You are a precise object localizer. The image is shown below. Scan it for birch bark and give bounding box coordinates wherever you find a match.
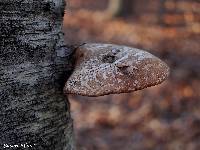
[0,0,74,149]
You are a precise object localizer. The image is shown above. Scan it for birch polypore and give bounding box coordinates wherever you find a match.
[64,43,169,97]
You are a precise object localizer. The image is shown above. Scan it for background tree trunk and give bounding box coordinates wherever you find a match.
[0,0,74,149]
[106,0,134,17]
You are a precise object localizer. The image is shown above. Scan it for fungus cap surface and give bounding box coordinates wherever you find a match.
[64,43,170,97]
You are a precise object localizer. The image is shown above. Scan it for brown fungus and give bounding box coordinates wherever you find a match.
[64,43,170,97]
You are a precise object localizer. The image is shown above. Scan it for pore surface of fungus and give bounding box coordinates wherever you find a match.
[64,43,169,97]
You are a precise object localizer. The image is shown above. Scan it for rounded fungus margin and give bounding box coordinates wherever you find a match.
[64,43,170,97]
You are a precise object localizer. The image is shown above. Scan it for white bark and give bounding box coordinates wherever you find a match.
[0,0,74,149]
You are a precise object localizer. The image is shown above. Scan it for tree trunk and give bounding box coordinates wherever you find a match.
[107,0,134,17]
[0,0,74,149]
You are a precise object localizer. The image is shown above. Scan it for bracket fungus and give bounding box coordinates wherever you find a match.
[64,43,169,97]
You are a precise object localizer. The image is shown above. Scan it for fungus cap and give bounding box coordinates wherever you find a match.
[64,43,169,97]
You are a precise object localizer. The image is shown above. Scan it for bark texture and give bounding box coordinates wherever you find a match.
[0,0,74,149]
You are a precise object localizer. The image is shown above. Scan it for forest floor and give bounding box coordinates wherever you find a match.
[63,1,200,149]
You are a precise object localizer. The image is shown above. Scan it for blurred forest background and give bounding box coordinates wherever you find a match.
[63,0,200,149]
